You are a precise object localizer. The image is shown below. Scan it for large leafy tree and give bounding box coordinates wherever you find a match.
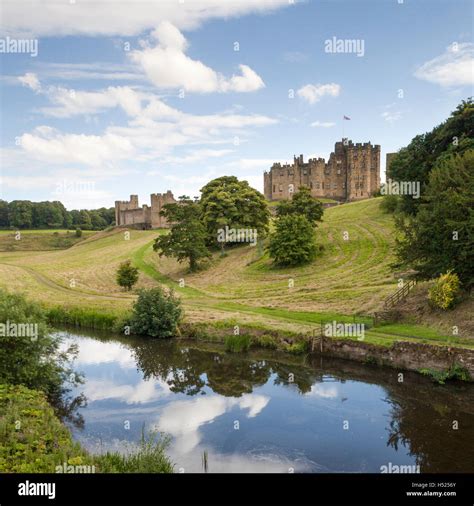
[388,99,473,215]
[200,176,270,249]
[153,197,210,271]
[8,201,33,228]
[395,151,474,287]
[268,214,318,266]
[276,185,324,225]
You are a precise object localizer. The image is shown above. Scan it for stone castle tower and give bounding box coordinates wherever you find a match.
[114,191,176,229]
[264,139,380,202]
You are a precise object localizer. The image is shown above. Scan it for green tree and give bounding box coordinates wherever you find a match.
[0,200,9,227]
[33,202,63,228]
[89,210,107,230]
[75,227,82,237]
[130,287,182,338]
[200,176,270,249]
[153,197,210,272]
[268,214,318,266]
[8,201,33,228]
[116,260,139,291]
[78,210,92,230]
[395,150,474,287]
[388,99,474,215]
[276,186,324,224]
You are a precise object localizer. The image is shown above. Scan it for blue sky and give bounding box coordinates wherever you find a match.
[1,0,472,209]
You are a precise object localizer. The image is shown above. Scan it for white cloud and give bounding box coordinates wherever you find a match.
[381,110,402,123]
[130,22,265,93]
[310,120,336,128]
[40,85,143,118]
[18,72,41,91]
[414,43,474,87]
[1,0,289,37]
[39,62,144,82]
[297,83,341,104]
[13,88,276,172]
[20,127,135,167]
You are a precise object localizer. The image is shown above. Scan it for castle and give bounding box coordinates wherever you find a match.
[114,191,176,229]
[264,139,380,202]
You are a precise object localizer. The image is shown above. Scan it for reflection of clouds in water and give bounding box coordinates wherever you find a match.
[171,447,318,473]
[60,336,136,369]
[84,377,171,404]
[307,383,339,399]
[155,394,269,454]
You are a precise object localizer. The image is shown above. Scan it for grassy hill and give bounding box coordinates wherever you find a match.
[0,229,95,251]
[0,198,471,346]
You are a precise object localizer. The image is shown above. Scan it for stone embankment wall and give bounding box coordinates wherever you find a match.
[315,337,474,378]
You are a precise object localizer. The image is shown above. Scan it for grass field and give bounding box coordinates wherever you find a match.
[0,229,95,251]
[0,198,470,347]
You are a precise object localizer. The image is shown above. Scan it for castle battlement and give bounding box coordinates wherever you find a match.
[264,139,380,203]
[115,191,176,229]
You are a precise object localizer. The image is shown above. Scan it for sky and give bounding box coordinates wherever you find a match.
[0,0,473,210]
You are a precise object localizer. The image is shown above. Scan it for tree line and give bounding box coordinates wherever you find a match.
[0,200,115,230]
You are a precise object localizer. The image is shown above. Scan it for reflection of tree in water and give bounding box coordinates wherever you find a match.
[128,338,320,398]
[271,362,321,394]
[384,383,474,472]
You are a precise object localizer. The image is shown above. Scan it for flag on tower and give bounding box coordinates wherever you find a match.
[343,115,351,120]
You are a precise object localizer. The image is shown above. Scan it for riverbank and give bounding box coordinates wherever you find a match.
[45,307,474,382]
[0,384,174,473]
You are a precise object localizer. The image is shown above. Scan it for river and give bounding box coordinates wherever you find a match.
[57,328,474,473]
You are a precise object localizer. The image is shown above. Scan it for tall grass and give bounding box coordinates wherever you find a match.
[46,306,128,332]
[224,334,251,352]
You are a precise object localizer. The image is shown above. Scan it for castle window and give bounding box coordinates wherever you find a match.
[342,183,346,189]
[273,185,276,193]
[279,184,283,192]
[310,182,313,189]
[289,170,294,176]
[337,169,341,175]
[333,183,337,189]
[280,171,284,177]
[315,182,320,189]
[303,169,307,175]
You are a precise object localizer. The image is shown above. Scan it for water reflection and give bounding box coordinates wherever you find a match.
[59,329,474,473]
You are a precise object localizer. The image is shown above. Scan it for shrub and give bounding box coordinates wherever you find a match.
[428,271,461,310]
[286,340,309,355]
[252,334,277,349]
[268,214,318,266]
[379,195,400,214]
[224,334,251,352]
[130,287,182,338]
[75,227,82,237]
[116,260,139,291]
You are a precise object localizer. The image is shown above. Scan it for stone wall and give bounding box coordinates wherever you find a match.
[315,337,474,378]
[114,191,176,229]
